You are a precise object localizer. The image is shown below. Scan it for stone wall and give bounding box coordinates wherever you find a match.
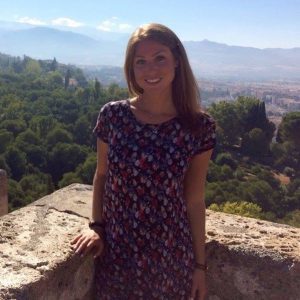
[0,184,299,300]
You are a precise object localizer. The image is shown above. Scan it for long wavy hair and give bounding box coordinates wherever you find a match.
[124,23,203,133]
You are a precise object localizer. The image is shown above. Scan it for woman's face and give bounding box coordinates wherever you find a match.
[133,39,177,95]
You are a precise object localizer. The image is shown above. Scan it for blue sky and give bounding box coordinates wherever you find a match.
[0,0,299,48]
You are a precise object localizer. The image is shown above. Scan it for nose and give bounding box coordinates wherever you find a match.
[145,61,158,72]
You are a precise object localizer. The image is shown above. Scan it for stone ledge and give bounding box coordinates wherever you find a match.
[205,210,300,299]
[0,184,94,300]
[0,184,299,300]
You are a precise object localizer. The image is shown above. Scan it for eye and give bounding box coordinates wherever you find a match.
[135,59,146,65]
[156,55,166,63]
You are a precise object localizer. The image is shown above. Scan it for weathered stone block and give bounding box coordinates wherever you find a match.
[0,184,299,300]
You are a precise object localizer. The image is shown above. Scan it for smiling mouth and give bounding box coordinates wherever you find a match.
[145,78,162,84]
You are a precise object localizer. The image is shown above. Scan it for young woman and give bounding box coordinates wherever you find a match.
[71,23,216,300]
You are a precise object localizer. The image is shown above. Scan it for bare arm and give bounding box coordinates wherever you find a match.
[184,149,213,299]
[92,139,109,223]
[71,138,108,258]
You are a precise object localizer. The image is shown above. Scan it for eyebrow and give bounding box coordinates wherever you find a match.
[134,50,167,58]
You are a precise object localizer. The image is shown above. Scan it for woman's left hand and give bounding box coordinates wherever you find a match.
[190,269,207,300]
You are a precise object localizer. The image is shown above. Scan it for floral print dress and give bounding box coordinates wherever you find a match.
[93,99,216,300]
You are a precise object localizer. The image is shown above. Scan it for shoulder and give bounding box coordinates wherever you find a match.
[100,99,128,113]
[188,112,216,155]
[94,100,128,140]
[197,111,215,127]
[193,111,216,136]
[99,100,128,117]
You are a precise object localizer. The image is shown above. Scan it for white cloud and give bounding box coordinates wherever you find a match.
[119,23,132,31]
[17,17,47,26]
[97,18,133,32]
[97,20,116,32]
[51,18,84,28]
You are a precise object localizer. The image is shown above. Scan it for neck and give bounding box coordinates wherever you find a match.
[137,91,176,115]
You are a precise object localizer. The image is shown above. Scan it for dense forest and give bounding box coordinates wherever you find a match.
[0,53,299,227]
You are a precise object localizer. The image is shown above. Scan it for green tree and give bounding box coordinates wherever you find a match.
[48,143,88,183]
[47,71,63,88]
[19,173,53,204]
[274,112,300,174]
[280,210,300,228]
[208,101,240,146]
[26,145,48,170]
[283,179,300,212]
[209,201,263,219]
[241,128,270,156]
[220,165,234,180]
[234,167,246,180]
[241,179,280,213]
[215,152,237,169]
[0,129,13,153]
[46,127,73,147]
[50,57,58,71]
[29,116,58,138]
[82,87,92,104]
[205,182,226,205]
[77,154,97,184]
[277,112,300,147]
[73,117,92,145]
[2,98,24,119]
[60,99,80,124]
[236,96,275,153]
[236,97,268,132]
[24,59,42,76]
[64,69,71,89]
[15,129,41,146]
[5,147,27,180]
[8,179,24,211]
[58,172,82,188]
[0,155,11,175]
[94,78,102,101]
[207,162,222,182]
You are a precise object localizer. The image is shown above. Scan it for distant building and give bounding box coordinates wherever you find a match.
[272,97,300,111]
[69,78,78,87]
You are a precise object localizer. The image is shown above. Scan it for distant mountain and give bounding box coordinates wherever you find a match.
[184,40,300,80]
[0,23,299,81]
[0,26,127,65]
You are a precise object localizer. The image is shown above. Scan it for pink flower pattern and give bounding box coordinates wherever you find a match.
[93,99,216,299]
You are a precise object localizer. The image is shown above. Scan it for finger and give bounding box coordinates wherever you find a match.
[73,235,87,250]
[75,234,89,248]
[72,235,85,252]
[70,234,82,245]
[71,240,82,252]
[75,237,90,255]
[81,240,95,257]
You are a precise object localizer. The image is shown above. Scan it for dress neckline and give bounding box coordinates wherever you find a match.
[124,99,178,127]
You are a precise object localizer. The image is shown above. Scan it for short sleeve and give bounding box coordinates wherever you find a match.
[93,103,110,143]
[193,114,216,156]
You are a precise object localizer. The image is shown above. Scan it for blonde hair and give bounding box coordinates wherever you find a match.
[124,23,202,133]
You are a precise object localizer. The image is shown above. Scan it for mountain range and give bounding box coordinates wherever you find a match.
[0,21,299,81]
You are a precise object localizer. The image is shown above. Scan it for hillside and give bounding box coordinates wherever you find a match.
[0,54,299,227]
[0,24,300,80]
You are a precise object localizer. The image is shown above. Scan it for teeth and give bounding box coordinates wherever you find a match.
[146,78,161,83]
